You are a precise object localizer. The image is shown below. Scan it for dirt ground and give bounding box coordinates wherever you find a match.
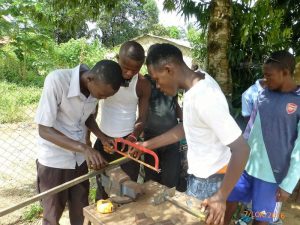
[0,122,300,225]
[281,197,300,225]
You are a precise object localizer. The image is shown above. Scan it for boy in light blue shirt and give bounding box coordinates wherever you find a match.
[242,79,265,122]
[225,51,300,225]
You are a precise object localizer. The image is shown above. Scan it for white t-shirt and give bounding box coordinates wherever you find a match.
[35,65,98,169]
[183,72,242,178]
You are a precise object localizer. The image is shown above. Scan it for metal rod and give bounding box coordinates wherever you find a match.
[0,157,130,217]
[166,197,206,222]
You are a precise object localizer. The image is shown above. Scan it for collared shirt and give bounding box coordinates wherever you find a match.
[35,65,98,169]
[241,79,264,117]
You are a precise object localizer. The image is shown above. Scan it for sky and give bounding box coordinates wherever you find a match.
[155,0,195,29]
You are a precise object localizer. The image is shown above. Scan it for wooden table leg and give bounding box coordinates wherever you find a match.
[83,217,90,225]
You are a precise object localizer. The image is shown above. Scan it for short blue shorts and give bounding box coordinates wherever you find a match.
[228,171,282,223]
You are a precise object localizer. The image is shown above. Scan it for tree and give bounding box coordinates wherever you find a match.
[206,0,232,96]
[164,0,232,96]
[150,24,183,39]
[140,0,159,34]
[96,0,159,47]
[187,25,206,67]
[163,0,293,100]
[273,0,300,56]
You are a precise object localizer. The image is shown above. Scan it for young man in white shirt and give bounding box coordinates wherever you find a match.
[35,60,124,225]
[142,43,249,225]
[90,41,151,200]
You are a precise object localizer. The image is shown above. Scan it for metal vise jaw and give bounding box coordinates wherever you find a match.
[101,169,144,200]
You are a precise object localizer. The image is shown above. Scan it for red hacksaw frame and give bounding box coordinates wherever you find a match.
[113,138,161,173]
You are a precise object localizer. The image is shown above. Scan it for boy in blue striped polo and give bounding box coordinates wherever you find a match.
[225,51,300,225]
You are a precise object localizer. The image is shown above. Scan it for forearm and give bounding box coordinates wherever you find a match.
[131,118,145,138]
[143,123,185,149]
[39,125,85,153]
[279,146,300,193]
[85,114,105,139]
[218,135,250,199]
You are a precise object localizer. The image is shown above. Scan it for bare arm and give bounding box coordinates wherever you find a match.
[86,103,99,146]
[219,135,249,198]
[203,135,250,225]
[128,75,151,141]
[142,123,185,149]
[38,124,107,170]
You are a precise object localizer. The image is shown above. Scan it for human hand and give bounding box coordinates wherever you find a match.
[128,147,143,159]
[99,135,115,154]
[124,134,138,154]
[201,191,226,225]
[276,188,290,202]
[83,146,107,170]
[126,133,137,143]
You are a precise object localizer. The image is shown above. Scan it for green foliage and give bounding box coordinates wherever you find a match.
[0,81,41,123]
[150,24,184,39]
[230,0,292,108]
[272,0,300,56]
[168,26,181,39]
[23,203,43,222]
[187,25,206,67]
[150,24,170,37]
[0,37,107,123]
[140,65,148,75]
[49,0,122,14]
[89,187,97,202]
[52,38,108,69]
[168,0,294,109]
[142,0,159,33]
[0,45,44,87]
[97,0,159,47]
[0,37,107,81]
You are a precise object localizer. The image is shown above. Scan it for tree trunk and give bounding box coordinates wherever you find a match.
[206,0,232,98]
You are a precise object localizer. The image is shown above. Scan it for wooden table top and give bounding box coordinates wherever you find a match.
[83,181,204,225]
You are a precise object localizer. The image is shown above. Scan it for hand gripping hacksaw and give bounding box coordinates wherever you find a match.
[113,138,161,173]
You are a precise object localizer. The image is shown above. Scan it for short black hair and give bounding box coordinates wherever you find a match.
[119,41,145,63]
[265,50,295,74]
[90,60,124,91]
[146,43,184,68]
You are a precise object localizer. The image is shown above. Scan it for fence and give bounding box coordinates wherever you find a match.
[0,104,39,224]
[2,83,300,225]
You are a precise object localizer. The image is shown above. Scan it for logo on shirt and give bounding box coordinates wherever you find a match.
[286,103,297,114]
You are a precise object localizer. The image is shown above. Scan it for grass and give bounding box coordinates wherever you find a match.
[89,187,97,203]
[23,203,43,222]
[0,81,42,123]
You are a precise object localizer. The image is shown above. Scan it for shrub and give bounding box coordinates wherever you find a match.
[0,81,41,123]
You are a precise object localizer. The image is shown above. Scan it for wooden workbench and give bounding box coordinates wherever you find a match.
[83,181,204,225]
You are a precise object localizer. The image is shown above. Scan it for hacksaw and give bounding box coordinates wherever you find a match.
[113,138,161,173]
